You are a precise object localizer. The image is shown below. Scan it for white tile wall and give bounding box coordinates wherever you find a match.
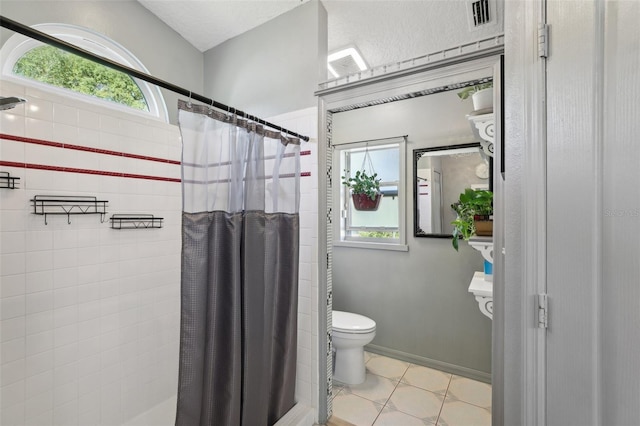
[267,107,319,415]
[1,83,319,425]
[1,83,182,426]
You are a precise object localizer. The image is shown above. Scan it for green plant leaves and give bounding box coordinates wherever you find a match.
[341,169,381,200]
[450,188,493,251]
[13,45,148,110]
[456,82,493,100]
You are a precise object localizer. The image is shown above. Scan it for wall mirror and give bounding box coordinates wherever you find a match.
[414,143,492,237]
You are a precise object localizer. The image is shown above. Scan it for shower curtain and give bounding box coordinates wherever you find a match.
[175,100,300,426]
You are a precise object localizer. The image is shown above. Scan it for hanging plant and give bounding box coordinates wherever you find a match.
[342,170,382,211]
[341,146,382,211]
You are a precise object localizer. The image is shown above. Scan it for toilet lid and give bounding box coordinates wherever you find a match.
[333,311,376,333]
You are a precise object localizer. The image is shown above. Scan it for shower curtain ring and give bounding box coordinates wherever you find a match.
[187,91,192,108]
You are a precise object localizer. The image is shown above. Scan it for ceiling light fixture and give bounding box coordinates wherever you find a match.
[327,47,368,79]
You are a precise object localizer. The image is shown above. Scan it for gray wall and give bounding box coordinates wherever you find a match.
[203,0,327,118]
[0,0,203,125]
[332,90,492,377]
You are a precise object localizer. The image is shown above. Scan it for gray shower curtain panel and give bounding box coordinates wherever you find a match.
[175,102,301,426]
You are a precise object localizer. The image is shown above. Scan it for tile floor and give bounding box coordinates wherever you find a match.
[331,352,491,426]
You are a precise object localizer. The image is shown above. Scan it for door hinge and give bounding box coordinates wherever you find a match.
[538,23,550,58]
[537,293,548,329]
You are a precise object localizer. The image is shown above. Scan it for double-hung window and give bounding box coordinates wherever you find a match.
[334,136,407,250]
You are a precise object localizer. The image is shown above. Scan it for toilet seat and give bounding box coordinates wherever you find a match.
[333,310,376,334]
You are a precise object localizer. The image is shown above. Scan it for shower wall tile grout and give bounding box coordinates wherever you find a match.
[1,82,182,426]
[267,107,319,412]
[1,82,319,425]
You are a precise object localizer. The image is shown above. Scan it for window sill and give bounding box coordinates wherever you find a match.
[333,241,409,252]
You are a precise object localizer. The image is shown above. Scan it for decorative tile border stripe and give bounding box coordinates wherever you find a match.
[1,133,312,180]
[0,133,181,165]
[0,134,311,164]
[0,160,181,182]
[0,160,311,182]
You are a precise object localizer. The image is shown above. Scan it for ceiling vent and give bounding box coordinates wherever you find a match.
[467,0,497,30]
[327,47,368,79]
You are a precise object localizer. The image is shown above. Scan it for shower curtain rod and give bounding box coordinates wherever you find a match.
[0,16,310,142]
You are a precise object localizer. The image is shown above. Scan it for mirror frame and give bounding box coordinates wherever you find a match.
[413,142,492,238]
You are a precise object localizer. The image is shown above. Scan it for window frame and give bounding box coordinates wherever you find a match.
[333,137,408,251]
[0,23,168,122]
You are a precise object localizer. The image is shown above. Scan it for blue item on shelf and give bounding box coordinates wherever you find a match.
[484,259,493,276]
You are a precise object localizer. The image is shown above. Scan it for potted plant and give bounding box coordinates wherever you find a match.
[457,82,493,111]
[342,170,382,211]
[450,188,493,251]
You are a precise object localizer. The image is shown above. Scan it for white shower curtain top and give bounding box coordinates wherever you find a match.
[178,100,300,145]
[178,104,301,215]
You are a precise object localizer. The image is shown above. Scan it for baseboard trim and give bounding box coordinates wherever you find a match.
[364,344,491,384]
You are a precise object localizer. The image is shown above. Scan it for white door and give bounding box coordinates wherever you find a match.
[503,1,640,424]
[545,1,640,423]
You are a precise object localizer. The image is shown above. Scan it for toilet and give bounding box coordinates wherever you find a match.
[332,310,376,385]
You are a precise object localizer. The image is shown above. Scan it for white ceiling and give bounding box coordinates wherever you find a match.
[137,0,308,53]
[137,0,503,71]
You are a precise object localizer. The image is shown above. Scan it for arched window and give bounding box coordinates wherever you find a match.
[1,23,168,121]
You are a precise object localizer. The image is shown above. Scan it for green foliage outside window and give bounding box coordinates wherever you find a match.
[13,45,148,111]
[357,231,399,239]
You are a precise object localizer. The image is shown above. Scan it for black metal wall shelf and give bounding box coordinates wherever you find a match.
[110,214,163,230]
[0,171,20,189]
[31,195,108,225]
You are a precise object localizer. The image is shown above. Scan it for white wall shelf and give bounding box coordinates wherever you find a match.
[468,237,493,319]
[469,271,493,319]
[467,112,494,157]
[468,236,494,263]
